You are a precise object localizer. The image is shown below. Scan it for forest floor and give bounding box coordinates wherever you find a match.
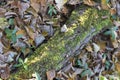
[0,0,120,80]
[10,5,115,80]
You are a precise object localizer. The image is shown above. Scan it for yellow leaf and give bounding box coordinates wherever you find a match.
[16,30,26,36]
[85,45,93,52]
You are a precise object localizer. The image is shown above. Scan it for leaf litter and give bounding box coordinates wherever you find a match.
[0,0,120,79]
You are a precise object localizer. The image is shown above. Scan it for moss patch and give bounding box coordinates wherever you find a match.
[10,7,112,79]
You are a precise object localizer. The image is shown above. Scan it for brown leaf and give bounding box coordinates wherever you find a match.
[46,70,56,80]
[83,0,96,6]
[110,8,116,15]
[30,0,46,13]
[0,8,6,17]
[115,62,120,73]
[111,40,118,48]
[16,30,26,36]
[97,41,106,50]
[0,66,10,79]
[101,0,109,10]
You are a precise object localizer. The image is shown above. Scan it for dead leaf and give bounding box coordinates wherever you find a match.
[83,0,96,6]
[34,34,45,47]
[67,0,81,5]
[0,66,10,79]
[85,45,93,52]
[25,26,36,40]
[110,8,116,15]
[30,0,46,13]
[101,0,109,10]
[116,2,120,16]
[112,40,118,48]
[0,8,6,17]
[61,63,72,73]
[46,70,56,80]
[113,21,120,27]
[61,24,68,32]
[92,43,100,53]
[0,41,4,54]
[16,30,26,36]
[97,41,106,50]
[18,2,30,17]
[115,62,120,73]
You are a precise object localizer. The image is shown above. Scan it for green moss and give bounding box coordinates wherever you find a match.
[10,8,112,79]
[0,18,8,29]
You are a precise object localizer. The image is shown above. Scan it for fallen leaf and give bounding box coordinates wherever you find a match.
[16,30,26,36]
[83,0,96,6]
[34,34,45,47]
[61,24,68,32]
[0,66,10,79]
[46,70,56,80]
[92,43,100,53]
[18,2,30,17]
[101,0,109,10]
[97,41,106,50]
[85,45,93,52]
[111,40,118,48]
[116,2,120,16]
[0,8,6,17]
[115,62,120,73]
[55,0,67,11]
[113,21,120,27]
[110,8,116,15]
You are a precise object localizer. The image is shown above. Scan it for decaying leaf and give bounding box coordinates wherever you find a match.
[0,66,10,79]
[101,0,109,10]
[0,8,6,17]
[46,70,56,80]
[92,43,100,53]
[115,62,120,73]
[61,24,68,32]
[85,45,93,52]
[111,40,118,48]
[83,0,96,6]
[97,41,106,50]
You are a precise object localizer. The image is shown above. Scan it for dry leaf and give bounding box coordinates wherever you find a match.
[0,8,6,17]
[61,24,68,32]
[83,0,96,6]
[113,21,120,27]
[110,8,116,15]
[92,43,100,53]
[55,0,67,11]
[112,40,118,48]
[85,45,93,52]
[16,30,26,36]
[97,41,106,50]
[0,66,10,79]
[62,63,72,73]
[101,0,109,10]
[115,62,120,73]
[46,70,56,80]
[30,0,46,13]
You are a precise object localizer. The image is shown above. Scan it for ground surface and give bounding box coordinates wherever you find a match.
[9,6,113,79]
